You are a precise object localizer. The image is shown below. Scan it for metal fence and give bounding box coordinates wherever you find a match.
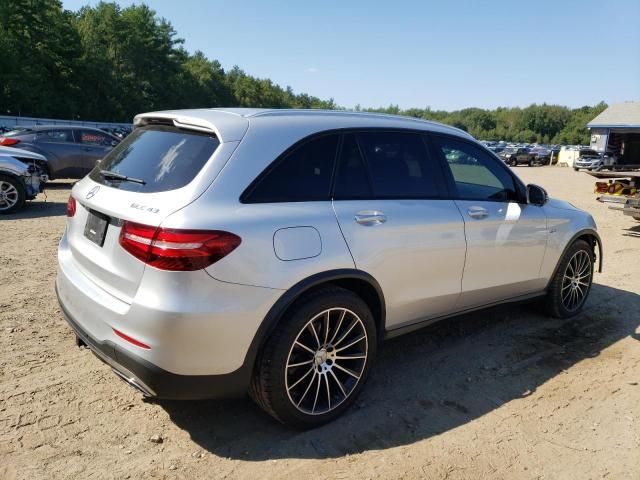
[0,115,132,130]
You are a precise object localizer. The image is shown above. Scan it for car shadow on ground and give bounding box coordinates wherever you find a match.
[2,182,73,219]
[158,283,639,460]
[623,224,640,238]
[4,198,68,219]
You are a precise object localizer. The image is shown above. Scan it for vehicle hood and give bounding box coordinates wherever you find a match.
[0,145,47,161]
[0,155,30,176]
[545,197,579,211]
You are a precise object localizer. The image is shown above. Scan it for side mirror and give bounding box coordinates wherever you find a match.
[527,184,548,206]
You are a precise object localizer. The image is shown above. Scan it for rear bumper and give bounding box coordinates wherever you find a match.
[56,283,253,399]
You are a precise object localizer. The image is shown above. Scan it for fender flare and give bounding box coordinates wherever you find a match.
[547,228,603,290]
[241,269,385,372]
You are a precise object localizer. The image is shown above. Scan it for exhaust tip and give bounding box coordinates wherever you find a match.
[111,368,156,397]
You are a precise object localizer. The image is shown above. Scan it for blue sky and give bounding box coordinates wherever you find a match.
[62,0,640,111]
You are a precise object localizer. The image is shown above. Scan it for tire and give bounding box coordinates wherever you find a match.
[0,174,26,214]
[528,159,534,167]
[543,240,594,318]
[509,159,518,167]
[573,167,579,171]
[250,286,377,428]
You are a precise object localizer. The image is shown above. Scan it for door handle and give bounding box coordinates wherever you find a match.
[354,210,387,226]
[467,206,489,219]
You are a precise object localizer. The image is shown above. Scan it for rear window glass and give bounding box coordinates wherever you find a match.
[3,128,30,137]
[89,126,219,193]
[356,131,440,198]
[333,134,372,199]
[242,134,339,203]
[37,130,73,143]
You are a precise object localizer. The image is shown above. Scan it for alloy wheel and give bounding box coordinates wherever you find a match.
[561,250,592,311]
[0,180,19,211]
[285,308,368,415]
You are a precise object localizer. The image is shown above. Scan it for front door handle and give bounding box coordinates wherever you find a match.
[467,206,489,219]
[355,210,387,226]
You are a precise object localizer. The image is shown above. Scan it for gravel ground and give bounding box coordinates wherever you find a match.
[1,167,639,480]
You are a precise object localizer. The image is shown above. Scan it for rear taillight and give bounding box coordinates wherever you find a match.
[0,137,20,146]
[119,221,241,271]
[66,196,76,217]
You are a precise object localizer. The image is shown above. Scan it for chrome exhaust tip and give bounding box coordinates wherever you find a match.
[111,368,156,397]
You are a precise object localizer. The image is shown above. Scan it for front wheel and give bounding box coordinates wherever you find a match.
[0,174,26,214]
[509,159,518,167]
[250,287,377,428]
[543,240,594,318]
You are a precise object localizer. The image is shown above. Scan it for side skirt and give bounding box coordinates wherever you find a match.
[383,290,547,340]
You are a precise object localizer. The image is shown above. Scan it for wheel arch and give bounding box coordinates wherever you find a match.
[244,269,386,372]
[0,170,21,182]
[547,228,603,289]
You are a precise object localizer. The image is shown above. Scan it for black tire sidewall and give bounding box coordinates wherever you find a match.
[546,240,594,318]
[259,288,377,428]
[0,174,26,214]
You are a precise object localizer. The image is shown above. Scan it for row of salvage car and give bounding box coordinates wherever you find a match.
[0,125,122,213]
[0,146,49,213]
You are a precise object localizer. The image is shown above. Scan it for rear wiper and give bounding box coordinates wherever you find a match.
[100,170,146,185]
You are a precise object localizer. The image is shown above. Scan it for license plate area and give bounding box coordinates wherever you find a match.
[84,210,110,247]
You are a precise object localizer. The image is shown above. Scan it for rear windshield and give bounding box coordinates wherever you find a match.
[89,125,219,193]
[3,128,31,137]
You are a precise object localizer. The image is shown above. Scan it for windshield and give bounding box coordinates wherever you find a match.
[580,150,598,157]
[89,125,220,193]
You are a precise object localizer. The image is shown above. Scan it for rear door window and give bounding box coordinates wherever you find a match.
[355,131,441,198]
[36,129,73,143]
[242,134,339,203]
[89,125,219,193]
[333,134,372,199]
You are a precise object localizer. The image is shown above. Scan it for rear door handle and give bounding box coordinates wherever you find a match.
[467,206,489,219]
[355,210,387,226]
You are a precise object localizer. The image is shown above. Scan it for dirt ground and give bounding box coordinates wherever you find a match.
[1,167,639,480]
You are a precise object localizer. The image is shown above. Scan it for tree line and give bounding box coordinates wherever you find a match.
[0,0,606,145]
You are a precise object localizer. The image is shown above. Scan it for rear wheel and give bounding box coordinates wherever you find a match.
[543,240,594,318]
[0,174,25,214]
[250,287,376,428]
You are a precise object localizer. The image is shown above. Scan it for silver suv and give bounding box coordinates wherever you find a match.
[56,109,602,428]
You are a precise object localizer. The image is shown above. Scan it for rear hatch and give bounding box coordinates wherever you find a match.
[64,115,246,303]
